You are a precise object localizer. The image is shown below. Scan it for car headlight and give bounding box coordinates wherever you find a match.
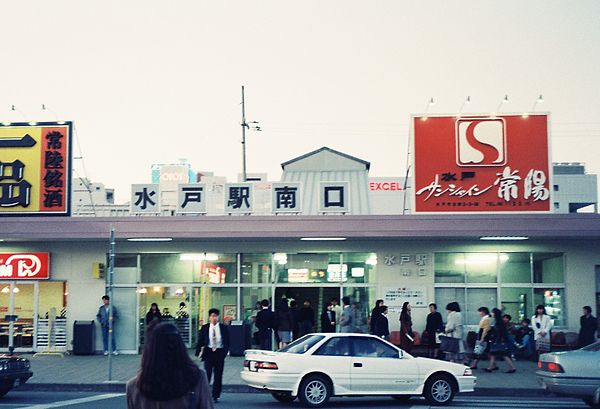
[463,368,473,376]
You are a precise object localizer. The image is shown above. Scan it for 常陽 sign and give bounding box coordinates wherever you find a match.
[0,253,50,280]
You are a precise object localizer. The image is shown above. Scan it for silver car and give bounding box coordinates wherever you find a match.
[537,341,600,408]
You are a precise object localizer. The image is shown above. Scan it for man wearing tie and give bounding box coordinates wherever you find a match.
[196,308,229,403]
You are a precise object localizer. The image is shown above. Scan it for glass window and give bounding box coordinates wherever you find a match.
[140,254,195,283]
[534,289,564,327]
[343,287,375,334]
[435,288,466,315]
[464,253,498,283]
[205,287,237,323]
[499,253,531,283]
[138,286,191,346]
[343,253,377,284]
[533,253,564,283]
[280,334,325,354]
[276,253,342,284]
[351,337,398,358]
[314,337,350,356]
[201,253,238,284]
[114,254,138,284]
[112,287,137,352]
[241,253,272,284]
[466,289,497,325]
[500,288,532,323]
[434,253,465,283]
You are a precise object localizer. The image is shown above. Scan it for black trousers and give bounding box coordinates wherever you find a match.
[204,349,226,399]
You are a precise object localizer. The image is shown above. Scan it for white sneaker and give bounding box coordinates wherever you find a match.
[103,351,109,356]
[112,351,119,355]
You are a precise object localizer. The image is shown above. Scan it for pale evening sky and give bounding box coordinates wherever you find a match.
[1,1,599,203]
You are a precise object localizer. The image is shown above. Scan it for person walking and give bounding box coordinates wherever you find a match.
[330,298,342,333]
[373,305,390,340]
[320,302,336,333]
[443,302,464,363]
[127,322,213,409]
[532,304,553,357]
[485,308,516,373]
[369,299,384,335]
[468,307,492,370]
[425,303,444,359]
[399,302,414,353]
[255,299,275,350]
[297,300,315,337]
[96,295,118,356]
[195,308,229,403]
[145,303,162,326]
[578,306,597,348]
[340,296,356,333]
[275,298,294,348]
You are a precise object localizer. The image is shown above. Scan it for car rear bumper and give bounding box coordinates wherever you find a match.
[457,375,476,393]
[241,369,298,393]
[537,372,599,397]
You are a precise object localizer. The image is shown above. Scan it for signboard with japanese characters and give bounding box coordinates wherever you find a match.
[382,286,427,308]
[0,122,72,216]
[225,183,253,213]
[272,182,301,213]
[319,181,350,213]
[0,253,50,280]
[177,183,206,214]
[131,184,160,214]
[412,114,551,213]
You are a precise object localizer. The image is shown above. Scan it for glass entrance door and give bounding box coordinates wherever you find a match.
[0,282,36,352]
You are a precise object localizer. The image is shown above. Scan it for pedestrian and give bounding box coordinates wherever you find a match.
[195,308,229,404]
[578,306,597,348]
[399,302,414,353]
[289,300,300,340]
[340,296,356,333]
[145,303,162,326]
[515,318,535,360]
[297,299,315,337]
[502,314,518,359]
[275,298,294,348]
[485,308,516,373]
[468,307,492,370]
[127,322,213,409]
[532,304,553,357]
[373,305,390,340]
[330,298,342,332]
[176,302,189,319]
[96,295,118,356]
[425,303,444,358]
[250,301,262,347]
[442,302,464,363]
[320,302,336,333]
[255,299,275,350]
[369,299,384,335]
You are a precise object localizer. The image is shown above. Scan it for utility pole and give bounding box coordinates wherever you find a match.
[240,86,261,183]
[107,226,115,381]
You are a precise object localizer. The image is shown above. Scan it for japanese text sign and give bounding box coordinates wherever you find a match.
[319,182,350,213]
[413,114,551,213]
[177,183,206,214]
[0,253,50,280]
[0,123,72,215]
[131,184,160,213]
[225,183,253,213]
[382,286,427,308]
[272,182,301,213]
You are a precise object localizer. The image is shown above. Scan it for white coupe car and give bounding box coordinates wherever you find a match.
[241,333,476,407]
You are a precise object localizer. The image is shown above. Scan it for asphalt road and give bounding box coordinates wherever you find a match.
[0,392,591,409]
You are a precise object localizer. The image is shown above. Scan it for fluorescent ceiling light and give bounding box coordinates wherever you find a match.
[179,253,219,261]
[300,237,347,241]
[480,236,528,241]
[127,237,173,242]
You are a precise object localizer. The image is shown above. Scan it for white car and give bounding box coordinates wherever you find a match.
[241,333,476,407]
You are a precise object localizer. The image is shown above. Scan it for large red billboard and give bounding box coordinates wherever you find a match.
[413,114,551,213]
[0,253,50,280]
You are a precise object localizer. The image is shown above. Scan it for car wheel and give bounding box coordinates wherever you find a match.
[0,380,13,398]
[583,398,600,408]
[271,391,296,403]
[423,375,455,406]
[298,375,331,408]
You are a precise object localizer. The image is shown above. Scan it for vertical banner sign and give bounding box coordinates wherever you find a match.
[0,122,72,216]
[412,114,551,213]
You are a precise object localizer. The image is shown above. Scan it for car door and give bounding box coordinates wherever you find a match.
[311,336,352,393]
[349,336,419,394]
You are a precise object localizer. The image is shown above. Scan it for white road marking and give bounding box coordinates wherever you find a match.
[20,393,124,409]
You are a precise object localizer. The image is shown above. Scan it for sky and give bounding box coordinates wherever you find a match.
[1,1,599,203]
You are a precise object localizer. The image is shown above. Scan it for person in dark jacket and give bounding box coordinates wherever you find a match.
[579,306,597,348]
[275,298,294,348]
[373,305,390,340]
[195,308,229,403]
[297,300,315,337]
[425,303,445,358]
[320,302,336,333]
[145,303,162,326]
[369,299,384,334]
[485,308,516,373]
[290,300,300,340]
[399,302,414,352]
[255,299,275,350]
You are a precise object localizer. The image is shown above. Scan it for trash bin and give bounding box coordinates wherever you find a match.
[228,320,245,356]
[73,320,95,355]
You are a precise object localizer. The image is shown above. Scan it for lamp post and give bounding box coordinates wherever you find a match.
[240,86,261,182]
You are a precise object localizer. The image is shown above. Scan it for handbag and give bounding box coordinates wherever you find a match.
[535,337,551,352]
[473,340,487,356]
[489,341,509,354]
[439,335,460,353]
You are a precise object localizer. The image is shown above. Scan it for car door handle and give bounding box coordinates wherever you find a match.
[353,362,363,367]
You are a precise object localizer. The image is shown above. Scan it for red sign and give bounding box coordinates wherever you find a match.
[413,114,551,213]
[0,253,50,280]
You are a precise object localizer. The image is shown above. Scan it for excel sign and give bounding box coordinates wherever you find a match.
[412,114,551,213]
[0,122,72,216]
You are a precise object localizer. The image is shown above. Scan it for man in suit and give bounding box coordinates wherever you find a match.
[96,295,118,355]
[255,299,275,350]
[340,296,356,333]
[320,302,336,333]
[196,308,230,403]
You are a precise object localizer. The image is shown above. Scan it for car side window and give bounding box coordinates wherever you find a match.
[314,337,351,356]
[351,337,399,358]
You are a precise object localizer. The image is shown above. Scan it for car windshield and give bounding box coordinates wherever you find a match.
[279,335,325,354]
[580,341,600,352]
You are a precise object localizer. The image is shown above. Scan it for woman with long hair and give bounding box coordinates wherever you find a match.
[485,308,516,373]
[532,304,553,357]
[145,303,162,326]
[399,302,414,353]
[126,322,213,409]
[369,299,384,335]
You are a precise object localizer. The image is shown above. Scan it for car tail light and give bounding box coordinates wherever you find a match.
[243,360,250,368]
[538,361,564,373]
[256,361,279,370]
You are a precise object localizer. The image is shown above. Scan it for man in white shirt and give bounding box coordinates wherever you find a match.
[196,308,230,403]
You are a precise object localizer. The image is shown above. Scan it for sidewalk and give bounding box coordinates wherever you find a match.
[19,353,544,395]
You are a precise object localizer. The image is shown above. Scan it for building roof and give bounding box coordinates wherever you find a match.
[281,147,371,170]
